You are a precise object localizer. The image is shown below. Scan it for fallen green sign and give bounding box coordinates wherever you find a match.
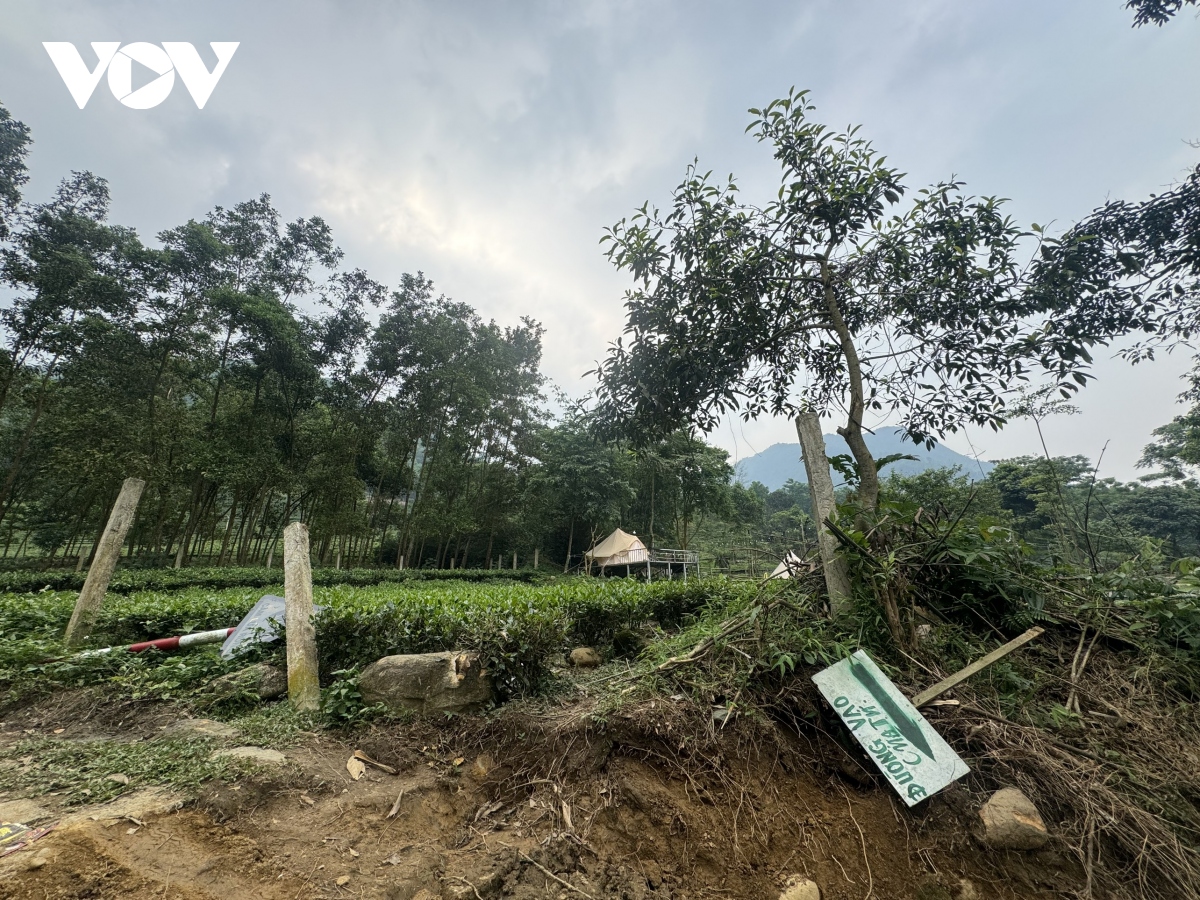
[812,649,969,806]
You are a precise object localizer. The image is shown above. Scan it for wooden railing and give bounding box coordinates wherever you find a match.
[650,548,699,565]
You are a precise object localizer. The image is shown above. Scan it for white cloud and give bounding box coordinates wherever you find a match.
[2,0,1198,476]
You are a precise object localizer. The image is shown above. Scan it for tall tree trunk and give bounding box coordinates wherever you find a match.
[795,411,852,618]
[563,517,574,574]
[173,476,204,568]
[217,491,240,566]
[821,264,879,512]
[237,489,267,565]
[0,371,56,530]
[147,485,170,559]
[649,472,655,551]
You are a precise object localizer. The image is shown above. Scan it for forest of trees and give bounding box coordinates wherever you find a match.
[3,76,1200,576]
[0,101,749,571]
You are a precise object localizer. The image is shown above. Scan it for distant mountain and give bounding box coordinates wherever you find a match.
[734,427,993,492]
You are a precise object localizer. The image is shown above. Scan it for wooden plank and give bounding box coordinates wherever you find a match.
[912,626,1044,708]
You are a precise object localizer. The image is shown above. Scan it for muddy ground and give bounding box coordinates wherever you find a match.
[0,688,1083,900]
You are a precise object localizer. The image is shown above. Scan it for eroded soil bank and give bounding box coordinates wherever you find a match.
[0,691,1079,900]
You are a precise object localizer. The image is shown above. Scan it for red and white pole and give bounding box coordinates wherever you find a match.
[75,626,234,658]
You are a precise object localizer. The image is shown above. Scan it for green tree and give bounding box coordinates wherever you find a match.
[0,172,145,531]
[595,90,1066,608]
[1126,0,1198,25]
[0,101,31,242]
[1140,368,1200,481]
[528,412,633,571]
[1,107,755,574]
[881,466,1001,520]
[622,430,734,549]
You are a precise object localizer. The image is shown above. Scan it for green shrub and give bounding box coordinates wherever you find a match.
[0,576,737,704]
[312,578,726,697]
[0,564,549,597]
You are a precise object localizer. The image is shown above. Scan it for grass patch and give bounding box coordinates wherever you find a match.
[1,737,235,806]
[228,704,316,748]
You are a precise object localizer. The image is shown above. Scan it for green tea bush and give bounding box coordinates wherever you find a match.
[0,564,548,597]
[312,578,733,697]
[0,587,265,648]
[1,576,739,704]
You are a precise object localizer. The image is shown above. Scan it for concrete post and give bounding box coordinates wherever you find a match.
[64,478,145,647]
[284,522,320,711]
[796,410,853,617]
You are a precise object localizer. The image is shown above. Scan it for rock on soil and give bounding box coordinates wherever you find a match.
[163,718,240,741]
[569,647,601,668]
[779,875,821,900]
[210,746,287,766]
[59,787,185,826]
[359,651,493,714]
[977,787,1050,850]
[0,799,53,824]
[207,663,287,700]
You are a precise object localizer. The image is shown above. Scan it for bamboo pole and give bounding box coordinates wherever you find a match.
[64,478,145,647]
[284,522,320,711]
[912,627,1044,708]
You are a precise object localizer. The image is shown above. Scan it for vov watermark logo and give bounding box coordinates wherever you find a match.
[43,42,239,109]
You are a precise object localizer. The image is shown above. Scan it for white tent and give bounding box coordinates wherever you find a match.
[584,528,648,568]
[768,550,806,580]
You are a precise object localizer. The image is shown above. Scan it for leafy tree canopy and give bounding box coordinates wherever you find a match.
[1126,0,1199,26]
[594,89,1084,512]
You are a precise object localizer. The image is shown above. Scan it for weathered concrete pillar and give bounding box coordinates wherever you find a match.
[796,411,852,618]
[283,522,320,711]
[64,478,145,647]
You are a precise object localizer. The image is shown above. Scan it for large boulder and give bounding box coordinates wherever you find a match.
[359,651,493,714]
[977,787,1050,850]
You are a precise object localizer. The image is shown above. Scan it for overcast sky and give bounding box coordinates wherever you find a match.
[1,1,1198,478]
